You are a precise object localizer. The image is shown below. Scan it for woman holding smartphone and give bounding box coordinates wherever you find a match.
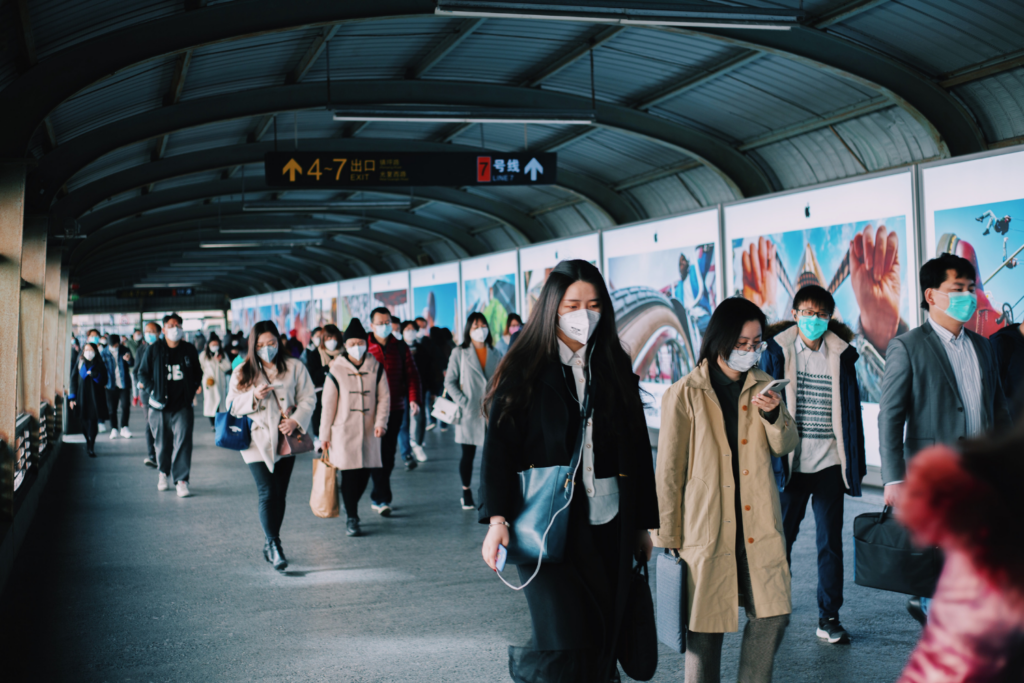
[479,260,658,682]
[227,321,316,572]
[69,342,109,458]
[444,312,503,511]
[653,297,799,683]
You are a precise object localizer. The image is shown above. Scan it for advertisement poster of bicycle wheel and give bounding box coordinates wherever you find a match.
[411,263,460,337]
[337,278,369,331]
[309,282,339,330]
[725,171,917,468]
[371,272,411,323]
[602,209,721,430]
[520,234,600,322]
[461,251,518,341]
[287,287,312,347]
[922,149,1024,339]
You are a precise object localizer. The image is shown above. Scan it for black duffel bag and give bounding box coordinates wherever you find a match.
[617,559,658,681]
[854,505,943,597]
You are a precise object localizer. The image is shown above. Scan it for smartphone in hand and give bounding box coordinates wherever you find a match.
[759,378,790,395]
[496,545,508,573]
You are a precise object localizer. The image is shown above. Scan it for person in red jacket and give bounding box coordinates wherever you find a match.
[896,426,1024,683]
[366,307,422,516]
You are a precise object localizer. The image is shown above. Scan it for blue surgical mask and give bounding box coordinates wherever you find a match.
[144,332,157,344]
[797,316,828,341]
[258,345,278,362]
[88,335,99,344]
[939,291,977,323]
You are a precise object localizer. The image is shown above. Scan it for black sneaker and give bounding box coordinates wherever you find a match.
[817,618,850,644]
[346,518,362,537]
[143,457,157,468]
[404,458,418,471]
[906,597,927,626]
[460,488,475,510]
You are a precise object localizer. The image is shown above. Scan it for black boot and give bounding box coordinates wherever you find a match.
[267,537,288,571]
[262,539,272,564]
[346,517,362,537]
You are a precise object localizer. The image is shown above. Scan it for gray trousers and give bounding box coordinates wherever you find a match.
[149,406,194,483]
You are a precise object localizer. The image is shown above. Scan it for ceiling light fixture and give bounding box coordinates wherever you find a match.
[332,106,596,125]
[242,200,412,212]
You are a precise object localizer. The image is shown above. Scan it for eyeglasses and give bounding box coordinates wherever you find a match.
[796,309,831,321]
[734,340,767,353]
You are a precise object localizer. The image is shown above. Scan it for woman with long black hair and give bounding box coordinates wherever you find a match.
[69,342,108,458]
[227,320,316,571]
[445,311,503,510]
[479,259,658,682]
[303,323,343,440]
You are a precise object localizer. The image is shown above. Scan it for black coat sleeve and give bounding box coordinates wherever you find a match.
[478,381,526,524]
[137,345,153,394]
[629,376,660,530]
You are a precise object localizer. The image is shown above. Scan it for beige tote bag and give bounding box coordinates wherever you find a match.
[310,453,339,518]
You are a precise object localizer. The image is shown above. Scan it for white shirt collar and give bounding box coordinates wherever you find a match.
[557,338,587,366]
[928,314,964,343]
[794,334,827,356]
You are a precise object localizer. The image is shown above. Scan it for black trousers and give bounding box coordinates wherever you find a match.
[105,387,131,429]
[339,469,372,519]
[460,444,477,488]
[248,456,296,541]
[83,419,98,454]
[370,410,404,505]
[780,464,846,620]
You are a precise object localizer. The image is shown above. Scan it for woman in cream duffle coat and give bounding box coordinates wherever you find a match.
[227,321,316,572]
[318,319,390,537]
[653,297,799,683]
[199,332,232,428]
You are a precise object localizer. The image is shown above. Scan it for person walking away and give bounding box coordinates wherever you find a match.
[137,314,202,498]
[227,321,316,571]
[101,334,134,440]
[193,330,206,354]
[879,253,1012,623]
[654,297,799,683]
[496,313,522,354]
[992,320,1024,418]
[445,312,503,510]
[125,329,143,407]
[367,308,422,515]
[84,329,108,434]
[137,323,159,468]
[304,324,343,442]
[319,320,390,537]
[199,332,232,430]
[69,342,108,458]
[760,285,865,644]
[479,260,658,682]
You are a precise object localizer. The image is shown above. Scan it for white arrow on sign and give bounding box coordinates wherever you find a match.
[524,158,544,181]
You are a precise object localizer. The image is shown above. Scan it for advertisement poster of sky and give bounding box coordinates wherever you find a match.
[413,282,459,332]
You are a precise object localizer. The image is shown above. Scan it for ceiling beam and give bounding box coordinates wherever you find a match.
[521,25,623,88]
[14,0,58,153]
[542,126,600,152]
[613,161,702,192]
[147,50,193,193]
[813,0,892,29]
[940,52,1024,89]
[736,96,892,151]
[406,19,484,80]
[288,24,341,84]
[633,52,761,111]
[436,122,475,143]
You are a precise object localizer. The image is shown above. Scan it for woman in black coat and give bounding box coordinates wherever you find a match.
[69,342,109,458]
[480,260,659,683]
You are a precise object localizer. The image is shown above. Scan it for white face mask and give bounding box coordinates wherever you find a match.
[374,323,391,339]
[311,336,322,348]
[403,330,417,344]
[164,326,183,343]
[392,329,401,339]
[258,345,278,362]
[417,328,427,339]
[470,327,489,343]
[347,343,366,361]
[208,344,220,354]
[725,345,764,373]
[133,333,142,341]
[558,309,601,344]
[83,349,96,361]
[324,339,338,351]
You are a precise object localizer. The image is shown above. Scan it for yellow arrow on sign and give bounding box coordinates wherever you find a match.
[282,159,303,182]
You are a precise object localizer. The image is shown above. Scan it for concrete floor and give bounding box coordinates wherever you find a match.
[1,405,922,682]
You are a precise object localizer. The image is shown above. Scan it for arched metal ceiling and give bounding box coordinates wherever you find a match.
[1,0,1022,298]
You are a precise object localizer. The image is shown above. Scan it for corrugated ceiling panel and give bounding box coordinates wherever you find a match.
[679,166,739,204]
[466,184,571,213]
[29,0,182,60]
[448,122,567,151]
[151,171,226,193]
[836,107,942,169]
[181,28,322,101]
[627,175,701,218]
[163,118,256,158]
[0,2,20,95]
[423,241,460,264]
[354,121,450,140]
[48,57,174,143]
[556,128,688,185]
[66,139,152,192]
[953,67,1024,142]
[414,202,492,231]
[477,226,519,251]
[831,0,1024,76]
[537,205,594,237]
[572,200,614,230]
[426,19,593,84]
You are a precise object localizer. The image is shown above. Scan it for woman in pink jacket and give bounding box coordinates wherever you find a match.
[896,422,1024,683]
[318,319,390,538]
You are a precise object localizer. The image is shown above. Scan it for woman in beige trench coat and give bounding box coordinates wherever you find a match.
[319,319,390,537]
[653,298,799,683]
[199,332,232,427]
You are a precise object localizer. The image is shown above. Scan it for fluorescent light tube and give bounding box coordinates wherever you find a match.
[331,106,596,125]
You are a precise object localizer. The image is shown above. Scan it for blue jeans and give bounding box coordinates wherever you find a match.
[397,398,412,461]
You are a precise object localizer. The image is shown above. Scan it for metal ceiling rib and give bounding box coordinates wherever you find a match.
[65,139,152,193]
[28,0,182,61]
[163,118,255,158]
[953,68,1024,143]
[448,122,566,150]
[465,184,573,214]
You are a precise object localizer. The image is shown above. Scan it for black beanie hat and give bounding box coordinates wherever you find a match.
[343,318,368,342]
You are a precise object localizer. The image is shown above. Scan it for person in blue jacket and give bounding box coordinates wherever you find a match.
[759,284,865,646]
[69,342,109,458]
[100,333,135,440]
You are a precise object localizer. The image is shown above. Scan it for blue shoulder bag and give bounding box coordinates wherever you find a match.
[215,398,252,450]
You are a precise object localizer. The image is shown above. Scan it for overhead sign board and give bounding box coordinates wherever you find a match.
[116,287,195,299]
[264,152,557,188]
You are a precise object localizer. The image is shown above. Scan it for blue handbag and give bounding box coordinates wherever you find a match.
[215,399,252,450]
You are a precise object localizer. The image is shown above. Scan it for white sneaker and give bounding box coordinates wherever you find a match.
[109,428,120,440]
[412,444,428,462]
[425,423,436,431]
[98,423,108,434]
[176,481,191,498]
[120,427,132,439]
[157,472,170,491]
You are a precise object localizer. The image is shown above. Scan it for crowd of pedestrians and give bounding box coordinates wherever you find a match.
[65,251,1023,682]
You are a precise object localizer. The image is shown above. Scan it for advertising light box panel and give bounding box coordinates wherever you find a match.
[337,278,370,331]
[271,290,292,338]
[461,250,518,342]
[287,287,312,346]
[371,271,412,322]
[256,293,274,323]
[602,209,721,429]
[519,234,600,322]
[724,171,917,468]
[411,262,461,337]
[922,148,1024,338]
[311,282,340,329]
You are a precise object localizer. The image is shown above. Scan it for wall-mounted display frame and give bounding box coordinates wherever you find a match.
[411,262,462,338]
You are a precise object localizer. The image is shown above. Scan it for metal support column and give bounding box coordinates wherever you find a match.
[0,163,28,521]
[41,248,61,438]
[18,215,47,465]
[55,269,70,437]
